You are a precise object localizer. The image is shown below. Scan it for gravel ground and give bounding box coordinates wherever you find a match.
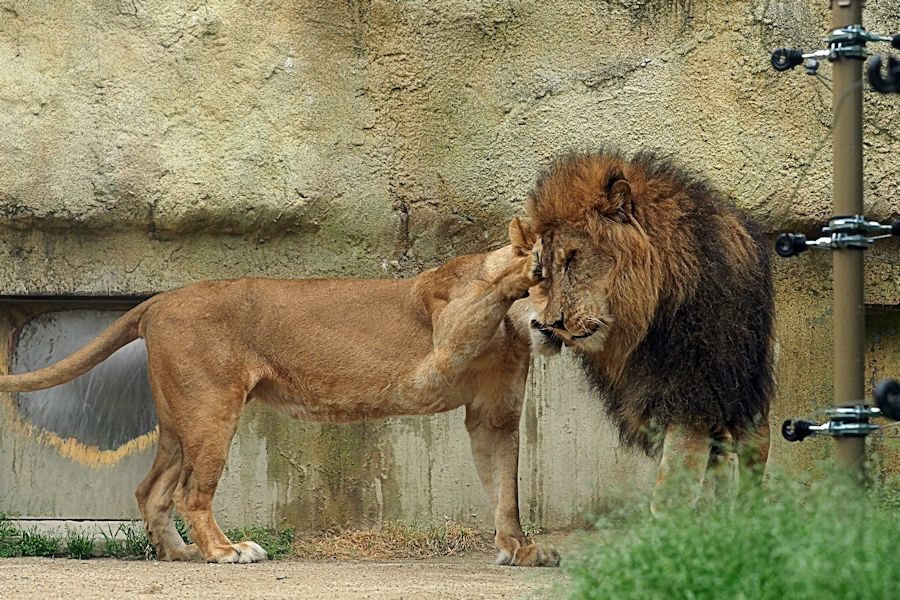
[0,554,569,599]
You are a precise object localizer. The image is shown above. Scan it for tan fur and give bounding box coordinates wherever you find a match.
[0,219,558,567]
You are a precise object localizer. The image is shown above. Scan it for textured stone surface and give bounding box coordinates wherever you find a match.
[1,0,897,288]
[0,1,898,528]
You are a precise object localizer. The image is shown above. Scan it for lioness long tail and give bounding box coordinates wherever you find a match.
[0,297,158,392]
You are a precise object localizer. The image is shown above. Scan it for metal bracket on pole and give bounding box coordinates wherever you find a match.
[782,379,900,443]
[770,25,898,76]
[775,216,900,257]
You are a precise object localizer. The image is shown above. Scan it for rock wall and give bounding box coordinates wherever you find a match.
[1,1,898,529]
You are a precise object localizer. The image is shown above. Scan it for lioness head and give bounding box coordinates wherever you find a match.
[521,152,661,376]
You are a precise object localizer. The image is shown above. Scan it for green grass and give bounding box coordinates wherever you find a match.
[0,514,19,558]
[0,514,294,560]
[98,524,127,558]
[18,528,61,557]
[99,522,154,559]
[175,516,191,543]
[566,472,900,600]
[65,528,95,560]
[120,521,155,559]
[0,516,62,558]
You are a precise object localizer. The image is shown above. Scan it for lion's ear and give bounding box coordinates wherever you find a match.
[508,217,538,255]
[607,178,633,218]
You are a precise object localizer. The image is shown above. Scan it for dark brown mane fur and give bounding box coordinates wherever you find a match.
[527,149,774,455]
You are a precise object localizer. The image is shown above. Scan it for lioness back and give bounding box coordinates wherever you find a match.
[140,250,523,421]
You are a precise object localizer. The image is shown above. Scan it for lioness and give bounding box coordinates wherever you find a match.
[0,218,558,566]
[520,150,774,512]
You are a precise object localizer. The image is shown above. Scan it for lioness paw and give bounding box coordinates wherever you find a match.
[494,532,560,568]
[208,541,268,564]
[525,237,544,285]
[512,543,561,568]
[160,543,204,562]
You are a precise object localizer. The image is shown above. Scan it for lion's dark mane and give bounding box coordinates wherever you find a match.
[532,149,774,455]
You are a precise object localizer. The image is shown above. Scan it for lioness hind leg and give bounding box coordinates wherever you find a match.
[650,424,710,517]
[465,401,560,568]
[168,390,267,564]
[135,425,201,561]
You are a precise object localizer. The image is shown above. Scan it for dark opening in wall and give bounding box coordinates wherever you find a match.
[10,308,157,452]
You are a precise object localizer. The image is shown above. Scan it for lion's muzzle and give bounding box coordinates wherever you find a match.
[529,319,564,354]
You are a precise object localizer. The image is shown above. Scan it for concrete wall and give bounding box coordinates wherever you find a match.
[1,1,898,530]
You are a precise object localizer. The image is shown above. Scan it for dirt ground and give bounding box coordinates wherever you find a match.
[0,553,570,599]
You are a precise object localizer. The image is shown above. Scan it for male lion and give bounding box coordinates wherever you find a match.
[0,218,558,567]
[521,149,774,511]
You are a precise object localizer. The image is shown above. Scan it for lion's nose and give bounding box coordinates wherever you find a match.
[530,320,559,338]
[548,313,566,330]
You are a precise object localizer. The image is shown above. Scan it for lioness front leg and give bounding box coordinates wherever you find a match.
[423,246,541,382]
[465,401,560,567]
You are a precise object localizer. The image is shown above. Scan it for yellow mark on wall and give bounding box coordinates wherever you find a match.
[1,393,158,467]
[38,427,159,467]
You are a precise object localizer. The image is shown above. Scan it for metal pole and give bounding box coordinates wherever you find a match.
[830,0,866,478]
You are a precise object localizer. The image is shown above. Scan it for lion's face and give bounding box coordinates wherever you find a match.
[523,155,661,375]
[527,224,618,356]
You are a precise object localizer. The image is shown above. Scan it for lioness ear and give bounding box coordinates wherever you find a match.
[508,217,537,255]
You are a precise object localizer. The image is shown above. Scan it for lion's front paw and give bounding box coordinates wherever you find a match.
[207,541,268,564]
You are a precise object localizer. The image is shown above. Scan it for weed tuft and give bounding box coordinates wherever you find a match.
[65,528,95,560]
[99,525,126,558]
[175,516,192,544]
[0,514,20,558]
[521,519,543,538]
[18,528,61,557]
[98,522,154,560]
[120,521,155,559]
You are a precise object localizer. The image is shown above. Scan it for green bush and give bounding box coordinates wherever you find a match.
[567,473,900,600]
